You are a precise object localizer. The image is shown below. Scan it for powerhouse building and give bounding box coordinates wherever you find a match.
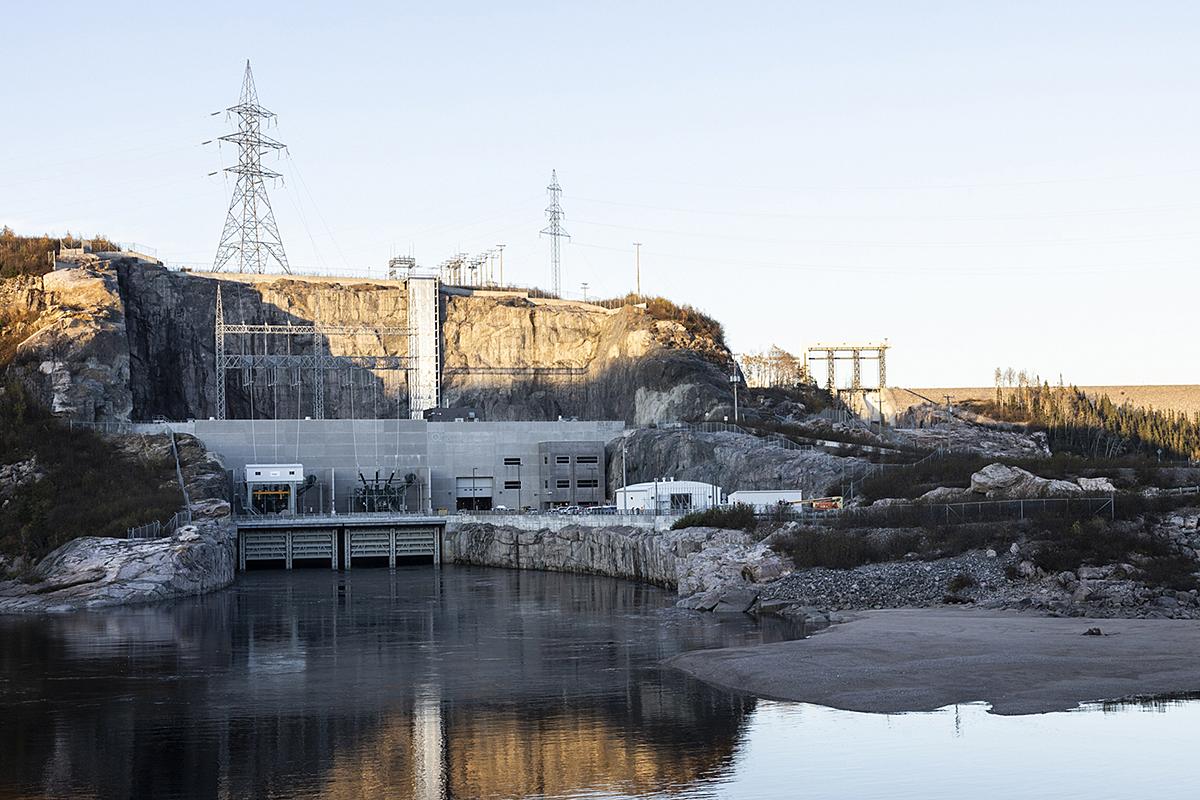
[162,418,623,514]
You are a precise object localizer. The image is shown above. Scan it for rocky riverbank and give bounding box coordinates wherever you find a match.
[0,430,235,614]
[0,517,235,613]
[443,523,788,610]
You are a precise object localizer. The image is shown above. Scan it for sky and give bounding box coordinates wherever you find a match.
[3,1,1198,387]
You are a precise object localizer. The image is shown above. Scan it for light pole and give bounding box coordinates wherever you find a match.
[730,363,740,422]
[496,244,505,287]
[633,242,642,297]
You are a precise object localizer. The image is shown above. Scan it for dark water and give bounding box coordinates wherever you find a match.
[1,568,1196,800]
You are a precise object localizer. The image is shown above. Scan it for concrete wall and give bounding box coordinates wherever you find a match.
[162,419,625,515]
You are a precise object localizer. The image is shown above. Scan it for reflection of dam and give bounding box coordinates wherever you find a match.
[0,568,795,800]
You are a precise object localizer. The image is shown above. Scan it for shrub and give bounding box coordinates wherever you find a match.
[771,527,923,570]
[0,383,183,564]
[0,227,121,278]
[672,503,757,532]
[1025,515,1199,590]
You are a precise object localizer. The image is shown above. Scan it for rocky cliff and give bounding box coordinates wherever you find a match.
[440,292,732,424]
[610,428,865,498]
[443,523,788,612]
[2,260,733,424]
[0,262,132,421]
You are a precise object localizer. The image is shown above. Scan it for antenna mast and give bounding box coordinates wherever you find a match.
[539,169,569,296]
[212,60,291,274]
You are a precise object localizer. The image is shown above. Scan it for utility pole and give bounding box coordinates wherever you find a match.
[212,61,290,274]
[496,243,505,287]
[539,170,569,296]
[581,282,589,301]
[633,242,642,297]
[730,362,740,422]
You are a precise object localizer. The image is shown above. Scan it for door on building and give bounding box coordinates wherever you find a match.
[455,476,494,511]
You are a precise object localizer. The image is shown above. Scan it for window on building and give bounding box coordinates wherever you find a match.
[503,457,522,466]
[504,480,521,489]
[556,479,571,489]
[577,479,598,488]
[576,455,599,464]
[556,455,571,464]
[544,480,549,489]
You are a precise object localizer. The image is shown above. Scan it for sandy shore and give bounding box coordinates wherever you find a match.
[666,608,1200,715]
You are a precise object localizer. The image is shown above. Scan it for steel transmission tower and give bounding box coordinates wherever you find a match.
[212,61,291,274]
[539,169,569,295]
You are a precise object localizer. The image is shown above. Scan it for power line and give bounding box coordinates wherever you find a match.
[569,240,1195,276]
[572,195,1200,223]
[570,218,1200,249]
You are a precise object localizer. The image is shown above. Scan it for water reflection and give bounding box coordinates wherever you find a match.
[0,568,800,800]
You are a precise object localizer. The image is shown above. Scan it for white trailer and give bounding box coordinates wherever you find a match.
[728,489,803,513]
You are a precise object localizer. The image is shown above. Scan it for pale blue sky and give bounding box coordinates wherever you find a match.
[4,1,1198,386]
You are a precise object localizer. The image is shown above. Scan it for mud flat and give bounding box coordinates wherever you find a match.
[667,608,1200,715]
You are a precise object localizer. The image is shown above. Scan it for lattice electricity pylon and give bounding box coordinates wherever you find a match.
[539,169,570,296]
[212,60,291,274]
[214,285,414,419]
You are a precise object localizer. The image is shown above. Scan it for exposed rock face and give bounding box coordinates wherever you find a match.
[609,427,864,497]
[443,523,788,612]
[6,261,732,424]
[889,407,1051,459]
[0,263,132,421]
[439,294,731,424]
[0,518,235,613]
[117,263,413,421]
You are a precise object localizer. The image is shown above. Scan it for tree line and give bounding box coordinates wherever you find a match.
[986,368,1200,461]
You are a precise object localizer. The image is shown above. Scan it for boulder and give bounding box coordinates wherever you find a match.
[1077,476,1116,493]
[712,586,760,614]
[969,463,1083,499]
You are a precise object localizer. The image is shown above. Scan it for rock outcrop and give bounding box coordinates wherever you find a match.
[0,262,132,421]
[443,523,788,611]
[439,293,731,424]
[0,519,235,613]
[0,430,235,613]
[888,406,1051,459]
[609,427,863,498]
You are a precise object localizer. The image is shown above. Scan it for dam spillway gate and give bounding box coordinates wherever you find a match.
[237,515,444,570]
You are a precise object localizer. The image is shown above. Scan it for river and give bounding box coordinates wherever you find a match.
[0,567,1195,799]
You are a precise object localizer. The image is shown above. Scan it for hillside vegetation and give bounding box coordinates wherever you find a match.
[983,372,1200,460]
[0,227,120,278]
[0,383,181,567]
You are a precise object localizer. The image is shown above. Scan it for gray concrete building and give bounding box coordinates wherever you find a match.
[163,418,624,513]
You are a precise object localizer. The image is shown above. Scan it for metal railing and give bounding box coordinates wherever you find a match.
[127,509,193,539]
[67,420,134,435]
